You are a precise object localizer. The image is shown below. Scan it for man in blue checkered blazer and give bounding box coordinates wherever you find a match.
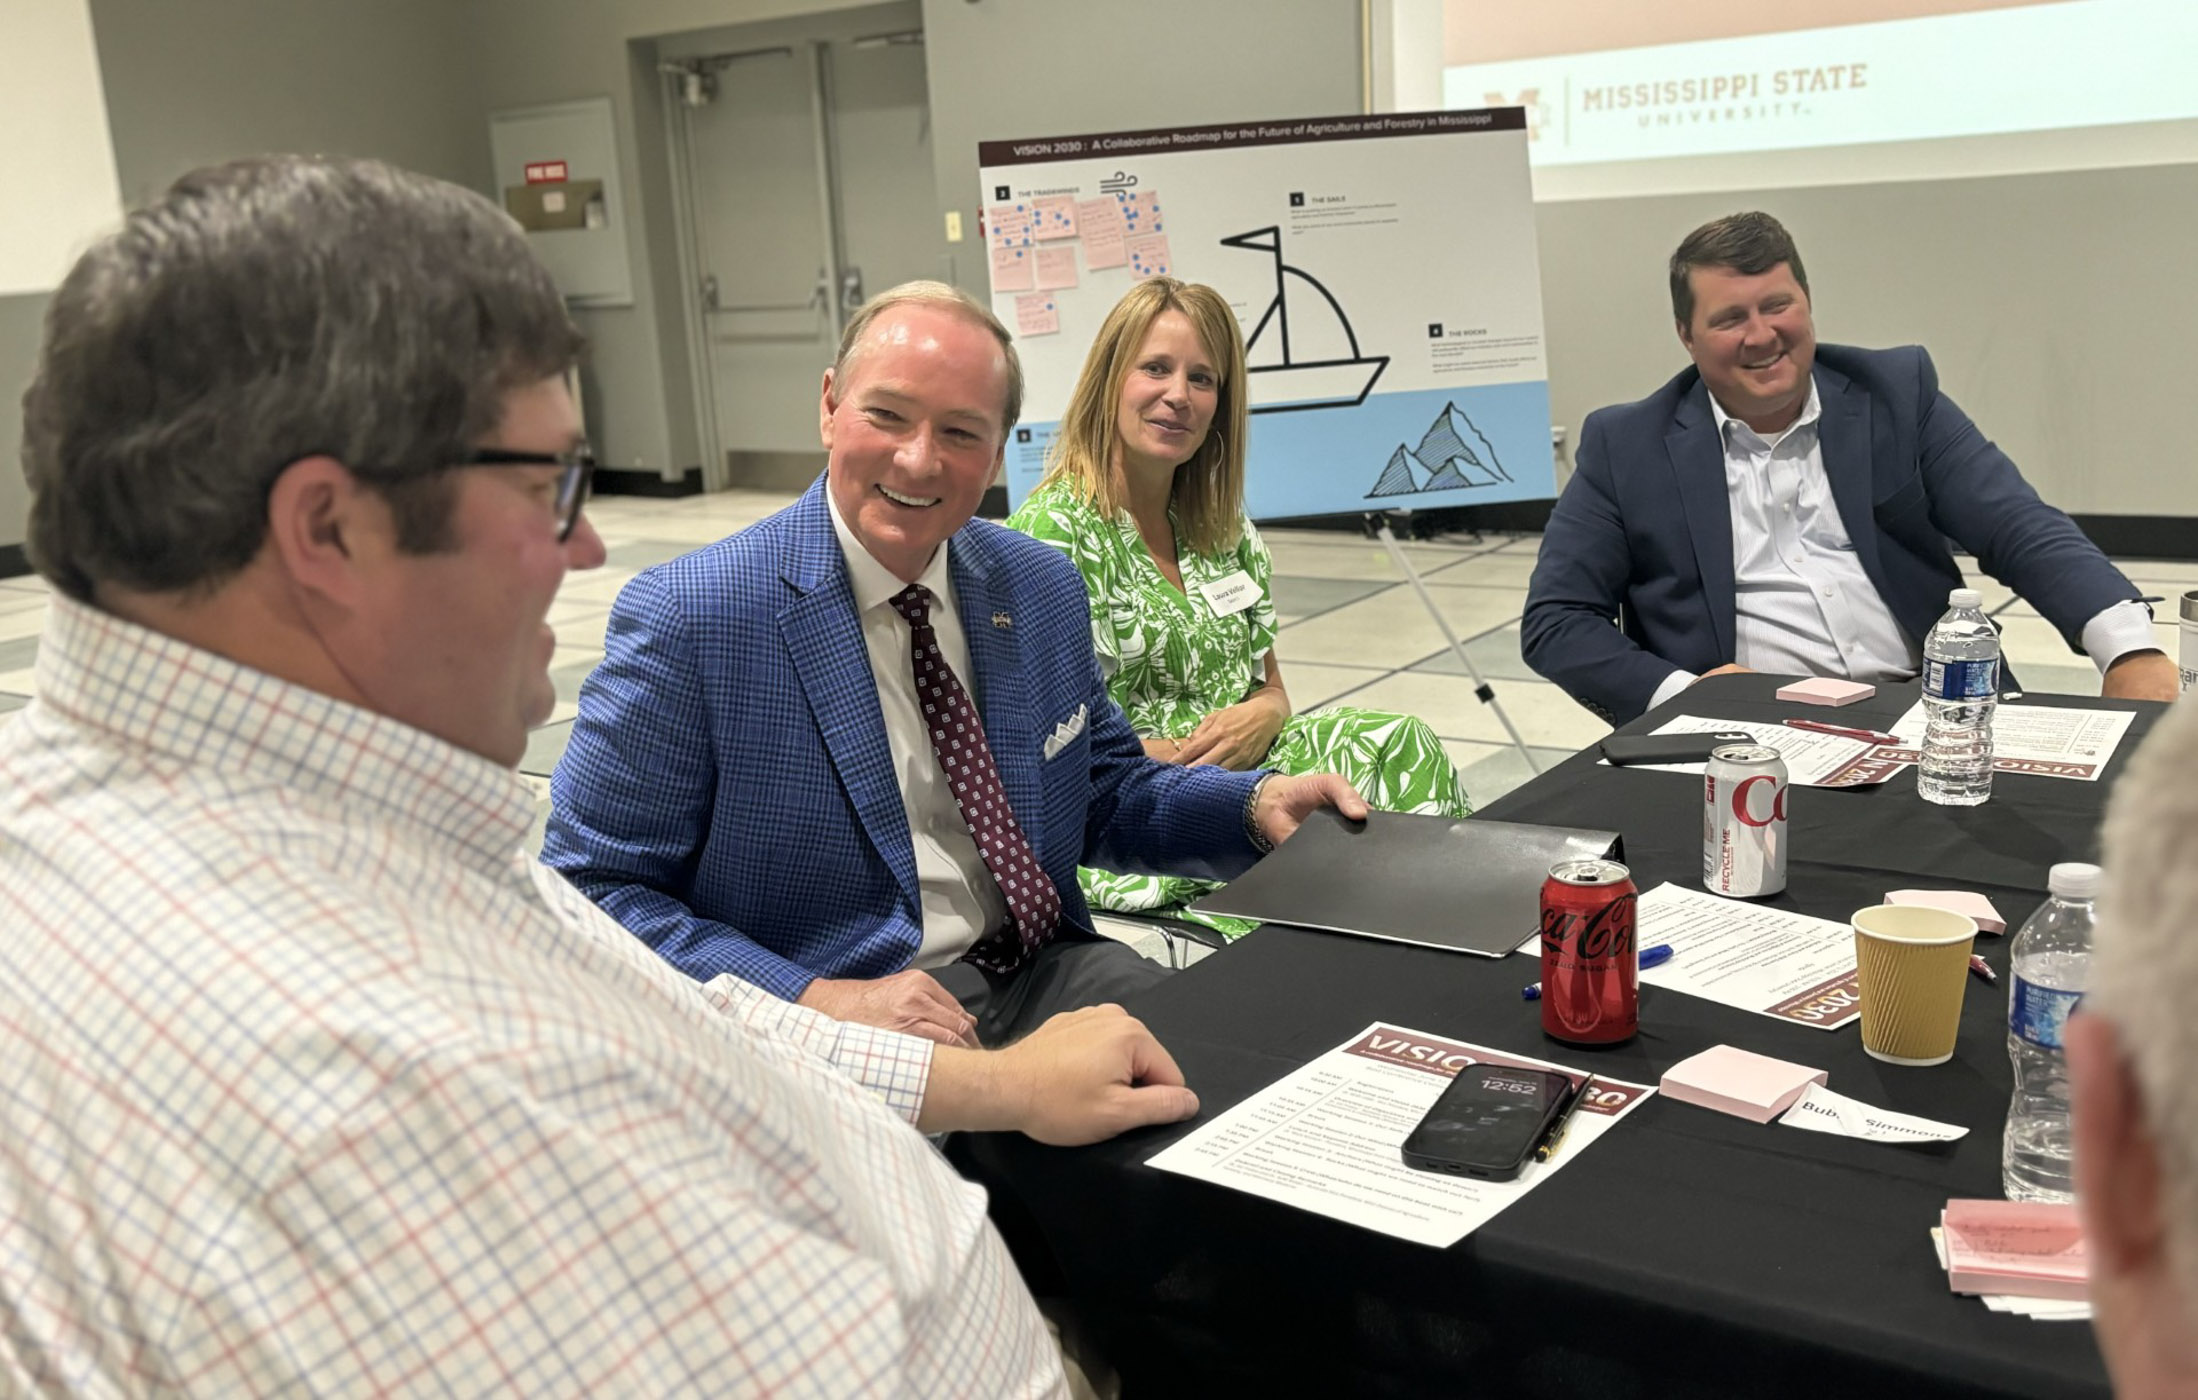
[545,283,1363,1047]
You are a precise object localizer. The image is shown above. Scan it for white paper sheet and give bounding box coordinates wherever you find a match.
[1886,702,2137,781]
[1778,1082,1968,1142]
[1634,883,1862,1029]
[1614,715,1911,787]
[1981,1296,2094,1319]
[1144,1023,1655,1248]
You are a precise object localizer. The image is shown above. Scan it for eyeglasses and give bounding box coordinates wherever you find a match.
[464,444,597,542]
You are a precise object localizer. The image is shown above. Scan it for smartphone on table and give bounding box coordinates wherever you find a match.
[1400,1063,1582,1182]
[1598,731,1754,766]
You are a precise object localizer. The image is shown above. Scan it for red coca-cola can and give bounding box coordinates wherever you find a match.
[1540,858,1639,1045]
[1703,743,1789,898]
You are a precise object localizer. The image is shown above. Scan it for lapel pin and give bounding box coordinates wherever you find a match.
[992,612,1013,630]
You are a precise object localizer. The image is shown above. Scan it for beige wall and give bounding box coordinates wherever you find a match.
[7,0,2193,556]
[0,295,48,557]
[919,0,1365,295]
[91,0,485,203]
[453,0,879,480]
[454,0,1366,479]
[1536,161,2198,515]
[2,0,490,553]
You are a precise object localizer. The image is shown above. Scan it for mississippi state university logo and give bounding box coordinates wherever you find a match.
[1484,88,1551,142]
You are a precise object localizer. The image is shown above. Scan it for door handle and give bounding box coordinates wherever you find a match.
[840,267,864,317]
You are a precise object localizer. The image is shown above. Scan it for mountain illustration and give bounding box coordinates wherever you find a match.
[1370,445,1429,496]
[1366,403,1512,499]
[1416,403,1512,484]
[1424,460,1478,491]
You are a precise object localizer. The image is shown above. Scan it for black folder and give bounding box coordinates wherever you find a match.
[1191,810,1624,957]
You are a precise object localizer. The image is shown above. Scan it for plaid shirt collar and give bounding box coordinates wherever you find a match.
[35,592,538,870]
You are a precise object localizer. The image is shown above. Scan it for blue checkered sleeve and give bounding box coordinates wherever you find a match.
[544,568,819,1002]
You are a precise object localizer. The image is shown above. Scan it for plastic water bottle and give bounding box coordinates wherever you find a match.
[2002,862,2099,1203]
[1919,588,1998,806]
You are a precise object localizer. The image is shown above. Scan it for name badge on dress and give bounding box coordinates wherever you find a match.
[1198,570,1260,618]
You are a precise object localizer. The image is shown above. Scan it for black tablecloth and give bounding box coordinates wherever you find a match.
[957,675,2161,1398]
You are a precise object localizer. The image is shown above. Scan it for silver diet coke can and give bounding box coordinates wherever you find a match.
[1703,744,1788,898]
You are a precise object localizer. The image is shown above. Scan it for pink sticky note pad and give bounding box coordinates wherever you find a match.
[1659,1045,1828,1123]
[1942,1200,2087,1300]
[1776,677,1876,706]
[1885,889,2006,935]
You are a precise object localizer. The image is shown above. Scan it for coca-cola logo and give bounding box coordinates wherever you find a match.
[1541,893,1638,959]
[1731,774,1788,827]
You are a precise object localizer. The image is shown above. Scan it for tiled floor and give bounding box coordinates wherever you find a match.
[2,488,2189,856]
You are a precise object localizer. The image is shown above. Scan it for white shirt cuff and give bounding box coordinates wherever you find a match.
[2080,600,2161,674]
[1648,668,1697,712]
[701,973,933,1123]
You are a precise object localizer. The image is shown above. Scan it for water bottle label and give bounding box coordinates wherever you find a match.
[2010,977,2082,1050]
[1923,657,1999,701]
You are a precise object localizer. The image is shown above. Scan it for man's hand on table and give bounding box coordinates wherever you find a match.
[1252,772,1369,848]
[919,1004,1200,1144]
[797,969,978,1047]
[1691,664,1757,683]
[2101,650,2179,703]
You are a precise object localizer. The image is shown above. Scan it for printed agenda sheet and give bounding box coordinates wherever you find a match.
[1885,702,2137,781]
[1632,883,1862,1029]
[1146,1024,1653,1247]
[1617,714,1910,787]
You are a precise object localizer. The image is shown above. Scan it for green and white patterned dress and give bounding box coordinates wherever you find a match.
[1008,479,1472,938]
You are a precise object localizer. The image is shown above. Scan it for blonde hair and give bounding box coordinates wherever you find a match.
[1034,277,1249,557]
[832,279,1023,432]
[2095,694,2198,1318]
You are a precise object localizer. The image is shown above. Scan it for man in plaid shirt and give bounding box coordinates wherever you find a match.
[0,154,1188,1395]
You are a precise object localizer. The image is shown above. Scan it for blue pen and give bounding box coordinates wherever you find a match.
[1523,944,1673,1001]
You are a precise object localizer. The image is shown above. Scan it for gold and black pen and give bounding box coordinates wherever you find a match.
[1534,1075,1595,1163]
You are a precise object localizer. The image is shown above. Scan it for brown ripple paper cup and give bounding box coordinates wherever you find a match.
[1851,904,1978,1067]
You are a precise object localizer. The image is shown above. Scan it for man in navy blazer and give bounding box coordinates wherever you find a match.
[1522,211,2175,725]
[545,282,1361,1046]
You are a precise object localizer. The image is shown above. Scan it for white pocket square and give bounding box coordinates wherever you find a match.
[1041,704,1088,760]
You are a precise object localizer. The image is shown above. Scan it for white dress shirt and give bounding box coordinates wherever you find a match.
[827,490,1007,968]
[0,595,1059,1395]
[1646,384,2156,709]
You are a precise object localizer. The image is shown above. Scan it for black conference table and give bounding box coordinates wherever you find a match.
[957,674,2162,1399]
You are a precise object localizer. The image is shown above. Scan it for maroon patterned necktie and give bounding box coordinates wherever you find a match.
[891,584,1060,974]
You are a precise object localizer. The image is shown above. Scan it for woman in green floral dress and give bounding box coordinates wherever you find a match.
[1007,277,1472,937]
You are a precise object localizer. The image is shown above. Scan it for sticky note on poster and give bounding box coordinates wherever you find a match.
[1033,195,1078,240]
[1118,190,1163,234]
[1035,246,1079,290]
[1077,197,1128,269]
[987,202,1035,250]
[991,245,1036,293]
[1127,234,1172,278]
[1014,292,1060,336]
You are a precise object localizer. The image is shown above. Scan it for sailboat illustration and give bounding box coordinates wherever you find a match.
[1220,226,1390,414]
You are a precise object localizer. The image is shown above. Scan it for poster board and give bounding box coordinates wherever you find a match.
[979,109,1553,520]
[488,97,632,308]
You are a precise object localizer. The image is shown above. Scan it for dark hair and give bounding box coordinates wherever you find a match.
[19,154,584,601]
[1668,211,1809,329]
